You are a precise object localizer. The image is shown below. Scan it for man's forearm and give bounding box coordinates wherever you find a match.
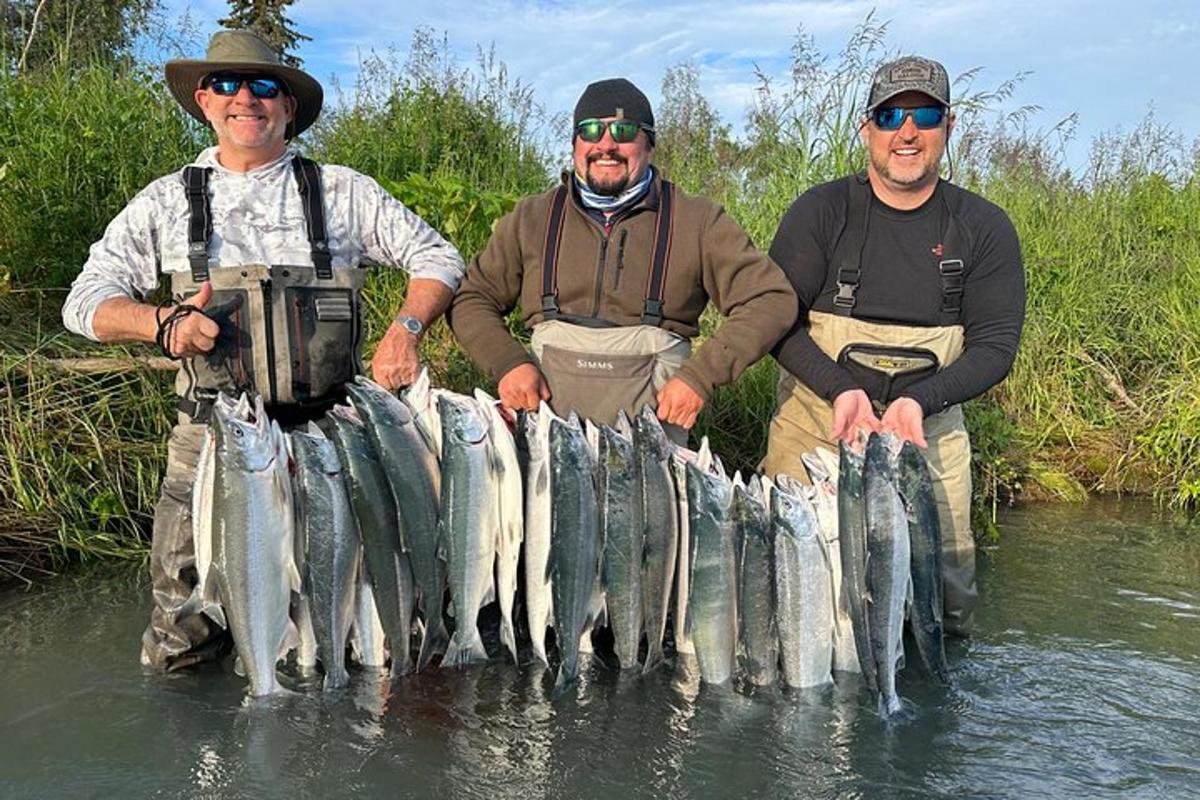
[90,296,162,344]
[394,278,455,330]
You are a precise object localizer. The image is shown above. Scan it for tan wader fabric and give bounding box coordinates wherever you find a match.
[140,422,230,672]
[762,311,978,634]
[171,265,366,408]
[531,320,691,444]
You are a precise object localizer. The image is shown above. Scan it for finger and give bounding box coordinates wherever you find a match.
[538,379,552,401]
[189,281,213,309]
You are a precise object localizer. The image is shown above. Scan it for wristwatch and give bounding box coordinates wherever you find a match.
[394,314,424,337]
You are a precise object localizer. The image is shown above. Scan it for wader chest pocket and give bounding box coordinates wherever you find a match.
[838,343,939,408]
[287,287,361,402]
[191,288,253,393]
[539,344,656,426]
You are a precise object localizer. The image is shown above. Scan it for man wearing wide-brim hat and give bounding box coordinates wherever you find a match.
[62,29,466,673]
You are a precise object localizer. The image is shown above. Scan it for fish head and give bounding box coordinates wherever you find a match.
[633,407,670,460]
[549,416,589,471]
[438,393,488,446]
[212,395,275,473]
[348,376,416,428]
[290,424,341,475]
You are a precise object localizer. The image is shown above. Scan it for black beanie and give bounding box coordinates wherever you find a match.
[573,78,655,141]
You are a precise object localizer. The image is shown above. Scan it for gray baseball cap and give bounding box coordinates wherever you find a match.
[866,56,950,111]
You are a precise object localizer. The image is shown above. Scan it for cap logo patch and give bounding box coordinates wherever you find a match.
[615,107,625,119]
[890,64,933,82]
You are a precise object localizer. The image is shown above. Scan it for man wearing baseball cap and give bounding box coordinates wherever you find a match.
[763,56,1026,635]
[62,29,466,672]
[448,77,795,436]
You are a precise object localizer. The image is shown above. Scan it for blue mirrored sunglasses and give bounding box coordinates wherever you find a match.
[871,105,947,131]
[203,74,285,99]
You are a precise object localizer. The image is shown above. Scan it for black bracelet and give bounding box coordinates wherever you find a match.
[155,303,206,360]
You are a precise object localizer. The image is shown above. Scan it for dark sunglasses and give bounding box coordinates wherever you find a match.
[203,74,286,99]
[871,105,947,131]
[575,117,652,144]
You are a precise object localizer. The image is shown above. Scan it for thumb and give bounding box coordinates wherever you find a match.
[188,281,213,309]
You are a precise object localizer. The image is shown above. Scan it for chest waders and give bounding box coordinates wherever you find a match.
[530,182,690,444]
[170,156,366,425]
[142,157,364,673]
[762,175,979,634]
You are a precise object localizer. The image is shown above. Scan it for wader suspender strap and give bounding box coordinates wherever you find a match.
[640,179,675,326]
[292,156,333,280]
[833,175,872,316]
[835,177,968,322]
[938,196,965,321]
[539,180,677,325]
[182,166,212,282]
[540,185,570,318]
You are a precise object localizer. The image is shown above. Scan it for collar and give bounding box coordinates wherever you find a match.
[194,145,296,176]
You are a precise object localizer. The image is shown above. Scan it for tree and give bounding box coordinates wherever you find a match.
[219,0,310,68]
[654,63,740,203]
[2,0,157,74]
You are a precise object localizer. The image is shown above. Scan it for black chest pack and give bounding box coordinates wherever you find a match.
[827,174,971,408]
[539,179,676,328]
[173,156,365,423]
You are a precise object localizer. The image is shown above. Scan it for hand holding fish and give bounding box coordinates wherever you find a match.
[372,322,421,390]
[831,388,881,446]
[881,397,927,448]
[498,362,551,413]
[656,377,704,429]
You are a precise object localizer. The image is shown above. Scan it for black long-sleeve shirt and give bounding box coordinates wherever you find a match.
[769,177,1025,415]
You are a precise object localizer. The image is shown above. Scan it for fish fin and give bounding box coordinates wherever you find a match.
[288,560,302,593]
[280,619,301,660]
[500,618,518,664]
[203,603,227,630]
[416,616,450,672]
[442,629,488,668]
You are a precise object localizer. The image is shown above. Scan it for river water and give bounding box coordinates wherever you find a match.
[1,498,1198,799]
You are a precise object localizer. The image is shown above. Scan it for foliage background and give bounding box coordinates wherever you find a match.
[1,12,1197,582]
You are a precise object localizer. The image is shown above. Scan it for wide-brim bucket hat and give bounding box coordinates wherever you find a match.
[165,29,323,138]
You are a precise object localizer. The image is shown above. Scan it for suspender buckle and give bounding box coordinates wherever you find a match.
[541,293,559,315]
[833,283,857,309]
[641,298,664,326]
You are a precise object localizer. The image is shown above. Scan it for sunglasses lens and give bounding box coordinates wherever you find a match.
[246,78,281,98]
[207,78,241,96]
[912,106,945,128]
[576,119,605,142]
[873,107,905,130]
[609,121,641,143]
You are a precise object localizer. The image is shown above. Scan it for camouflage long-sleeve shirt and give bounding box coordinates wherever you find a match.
[62,147,466,340]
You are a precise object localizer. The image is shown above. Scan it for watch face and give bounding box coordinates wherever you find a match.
[401,317,422,335]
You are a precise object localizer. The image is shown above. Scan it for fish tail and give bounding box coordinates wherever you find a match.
[878,691,903,720]
[552,656,579,697]
[530,636,550,668]
[500,617,519,664]
[416,617,450,672]
[323,667,351,691]
[442,629,488,668]
[642,641,664,674]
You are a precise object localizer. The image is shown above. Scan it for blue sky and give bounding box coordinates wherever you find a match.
[161,0,1200,170]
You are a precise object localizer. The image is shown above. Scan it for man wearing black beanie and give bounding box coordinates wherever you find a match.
[448,77,795,438]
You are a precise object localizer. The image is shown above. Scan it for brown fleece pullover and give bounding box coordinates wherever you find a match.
[447,173,797,399]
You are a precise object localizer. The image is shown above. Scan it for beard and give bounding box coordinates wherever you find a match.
[585,152,631,196]
[869,146,941,187]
